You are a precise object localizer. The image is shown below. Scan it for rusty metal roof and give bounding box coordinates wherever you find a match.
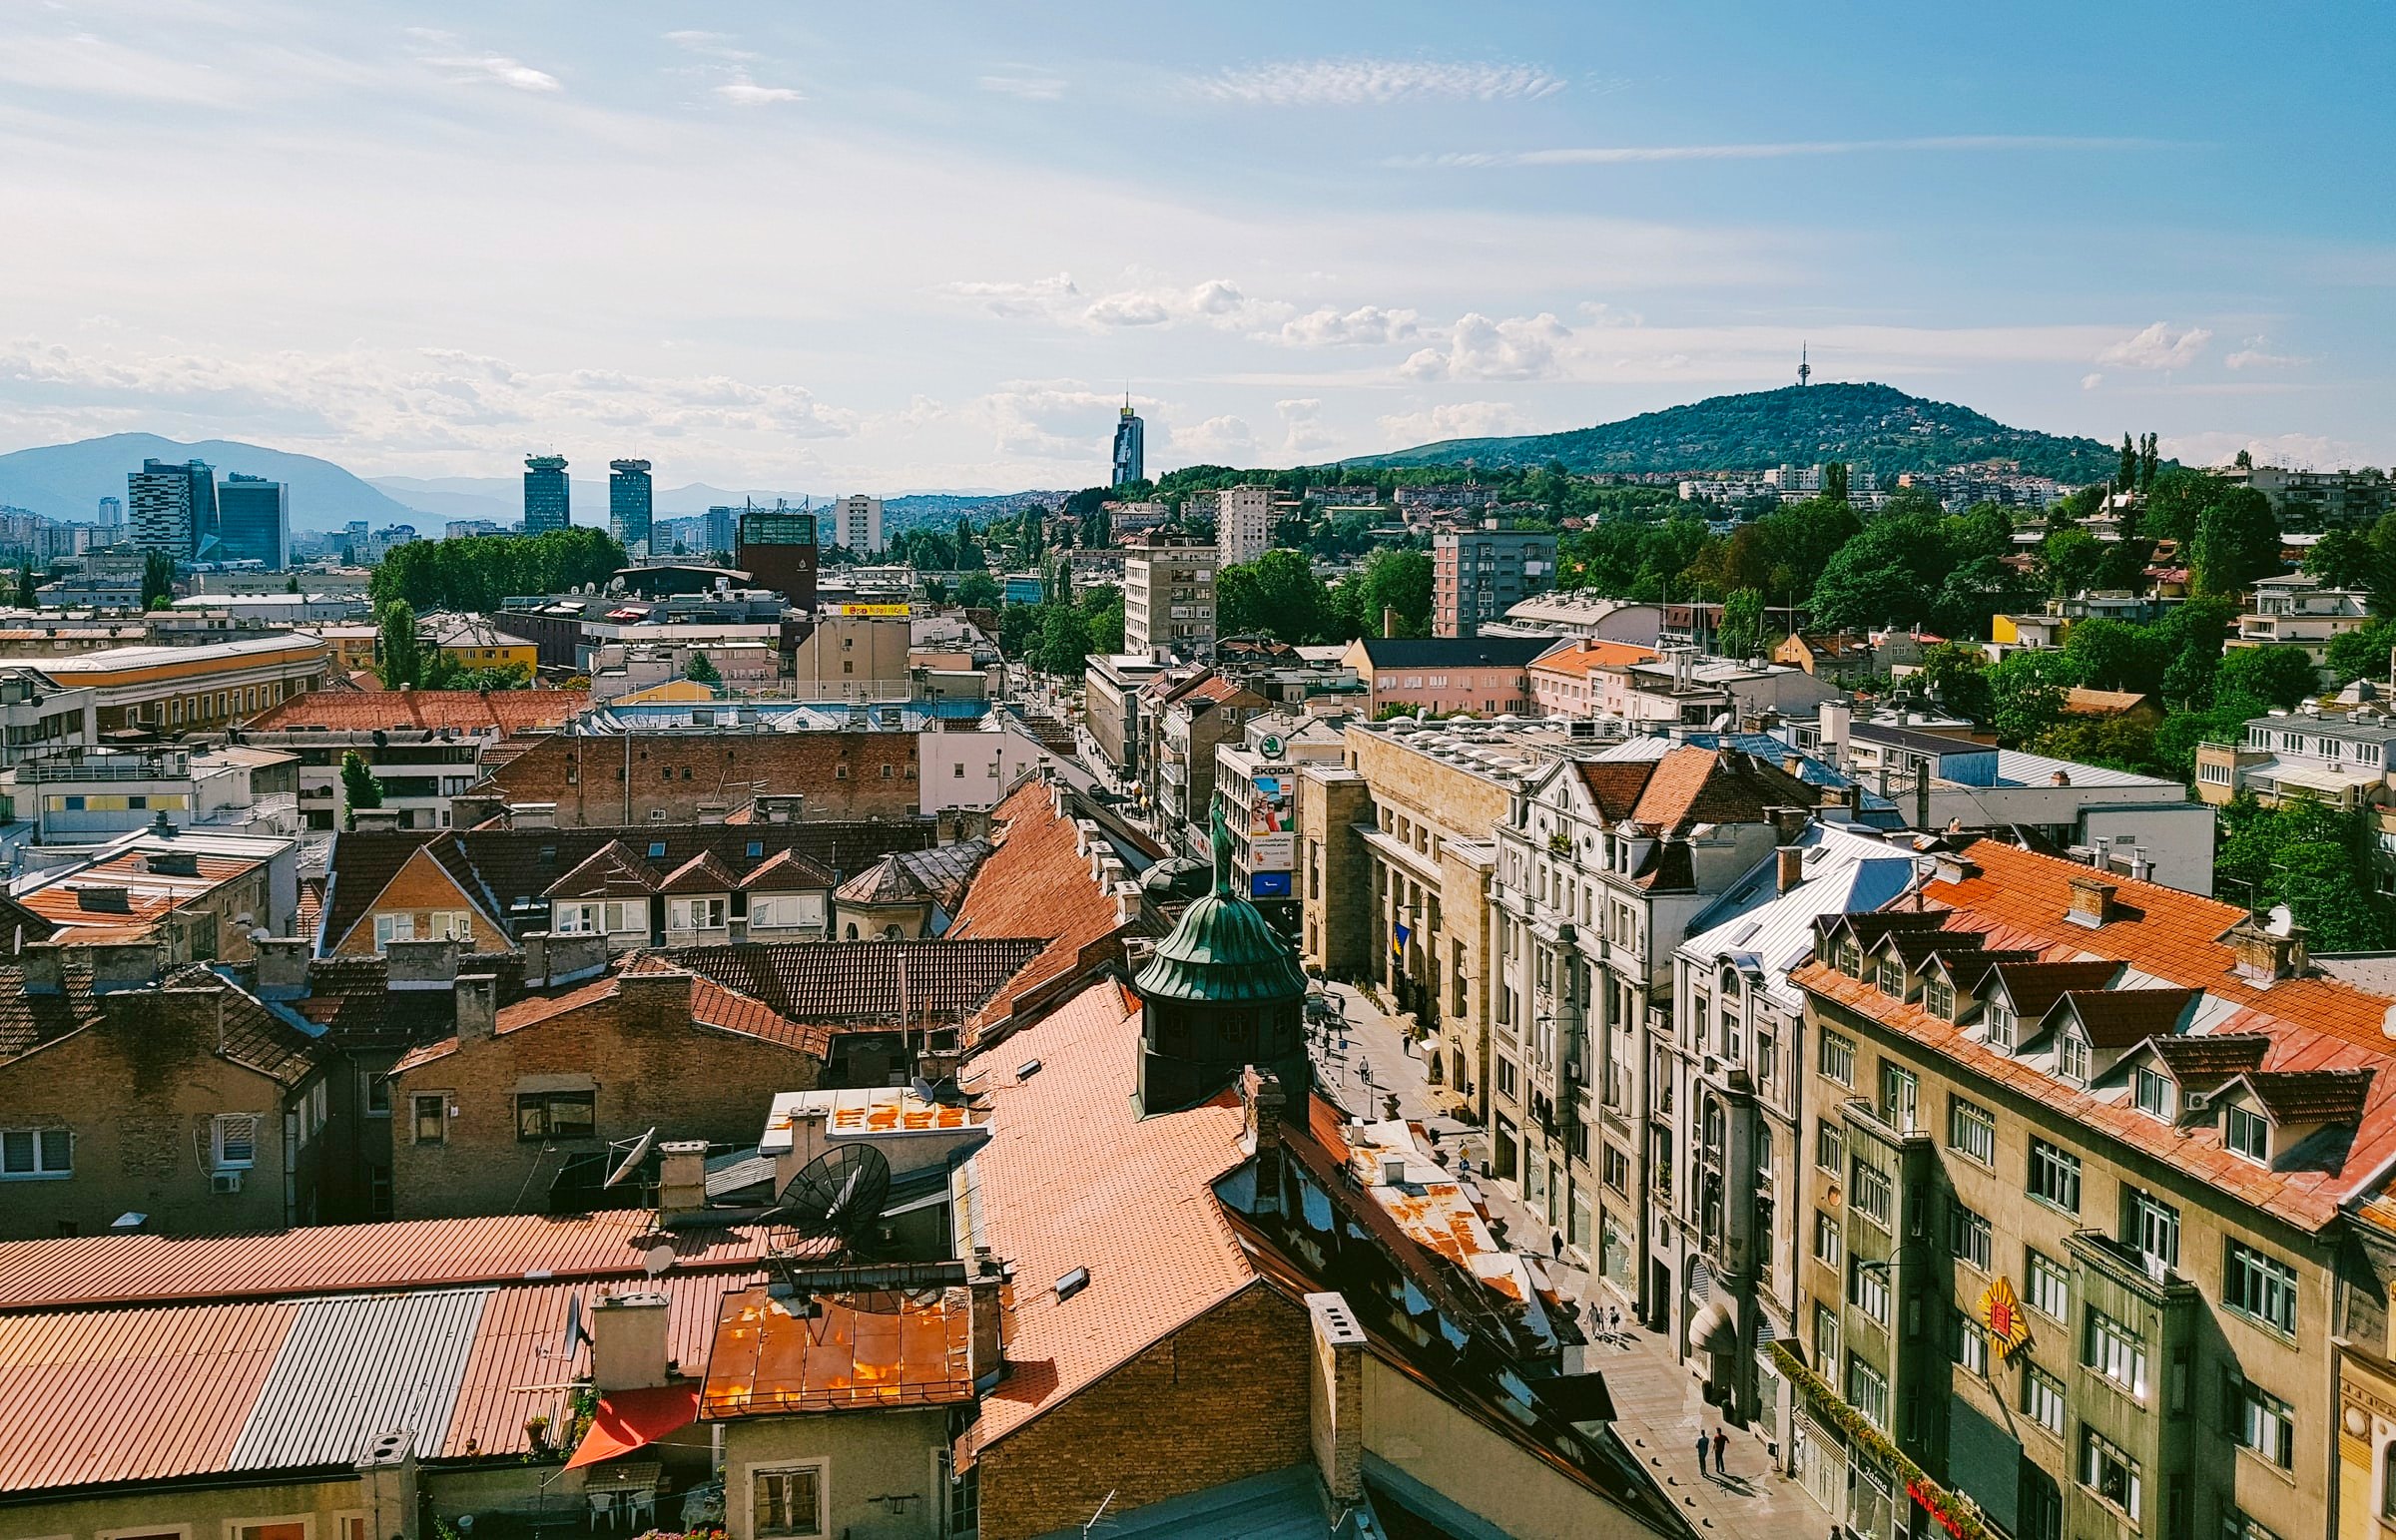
[699,1284,974,1418]
[0,1210,776,1312]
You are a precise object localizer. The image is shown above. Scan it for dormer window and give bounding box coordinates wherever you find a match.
[2057,1029,2092,1086]
[1986,1000,2017,1052]
[2131,1067,2174,1120]
[1874,957,1905,998]
[2225,1104,2270,1163]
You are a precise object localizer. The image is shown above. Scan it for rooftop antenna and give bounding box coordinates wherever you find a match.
[1798,342,1811,388]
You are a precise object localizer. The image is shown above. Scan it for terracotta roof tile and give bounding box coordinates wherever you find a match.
[959,982,1253,1457]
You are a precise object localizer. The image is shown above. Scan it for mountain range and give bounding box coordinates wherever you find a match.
[1347,382,2117,482]
[0,433,421,529]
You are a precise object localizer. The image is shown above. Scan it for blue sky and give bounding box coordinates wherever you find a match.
[1,0,2389,491]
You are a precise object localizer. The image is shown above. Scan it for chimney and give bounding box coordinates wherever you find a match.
[252,936,308,1001]
[454,973,498,1041]
[1776,845,1806,894]
[89,941,161,994]
[1304,1291,1367,1505]
[2227,917,2306,982]
[657,1139,708,1215]
[385,937,461,989]
[589,1291,671,1392]
[1382,606,1399,640]
[968,1249,1008,1390]
[20,942,63,996]
[2065,874,2117,929]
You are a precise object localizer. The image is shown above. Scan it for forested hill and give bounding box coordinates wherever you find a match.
[1345,382,2116,481]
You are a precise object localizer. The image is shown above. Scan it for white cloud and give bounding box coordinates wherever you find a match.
[2157,431,2371,471]
[664,31,760,62]
[2082,372,2103,390]
[425,53,563,93]
[980,70,1065,101]
[1401,312,1572,381]
[1272,305,1422,347]
[2095,321,2211,370]
[1401,135,2161,169]
[1376,400,1533,445]
[1196,58,1565,106]
[715,73,802,106]
[1172,414,1264,459]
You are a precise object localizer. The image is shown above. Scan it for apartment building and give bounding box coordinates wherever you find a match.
[1122,539,1217,659]
[1432,522,1557,638]
[1784,844,2396,1540]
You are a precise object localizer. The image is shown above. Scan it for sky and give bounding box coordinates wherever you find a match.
[2,0,2392,494]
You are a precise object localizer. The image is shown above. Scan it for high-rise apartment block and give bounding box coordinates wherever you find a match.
[1123,539,1216,658]
[836,494,884,554]
[1111,398,1145,486]
[608,459,653,556]
[1432,521,1558,638]
[216,474,290,570]
[523,455,570,533]
[736,502,819,611]
[1215,484,1273,566]
[127,458,216,558]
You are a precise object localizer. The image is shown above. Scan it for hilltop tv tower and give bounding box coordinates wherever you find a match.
[1798,342,1811,387]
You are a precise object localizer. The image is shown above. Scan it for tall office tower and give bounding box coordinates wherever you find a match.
[1111,397,1145,487]
[523,454,571,533]
[608,459,654,556]
[95,496,123,532]
[216,474,291,570]
[127,458,214,557]
[836,494,885,554]
[737,501,820,611]
[1215,484,1273,566]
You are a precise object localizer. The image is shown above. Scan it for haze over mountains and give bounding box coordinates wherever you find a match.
[0,386,2120,535]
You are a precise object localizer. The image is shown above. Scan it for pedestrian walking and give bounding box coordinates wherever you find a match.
[1695,1433,1710,1480]
[1712,1428,1728,1475]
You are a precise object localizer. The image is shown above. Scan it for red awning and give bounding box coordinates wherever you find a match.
[565,1384,702,1469]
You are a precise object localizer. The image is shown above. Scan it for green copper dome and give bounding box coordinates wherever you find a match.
[1133,796,1308,1006]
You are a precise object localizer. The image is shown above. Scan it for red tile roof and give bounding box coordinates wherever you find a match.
[246,687,586,734]
[958,981,1254,1458]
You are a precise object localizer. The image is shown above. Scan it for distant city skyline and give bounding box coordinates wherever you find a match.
[0,3,2388,486]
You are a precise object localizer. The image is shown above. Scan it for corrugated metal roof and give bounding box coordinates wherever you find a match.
[0,1299,297,1491]
[227,1289,491,1470]
[0,1210,774,1312]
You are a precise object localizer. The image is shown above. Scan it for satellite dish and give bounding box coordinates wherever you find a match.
[772,1143,892,1252]
[641,1244,677,1278]
[603,1128,658,1190]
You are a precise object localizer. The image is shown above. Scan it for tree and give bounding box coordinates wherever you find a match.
[1217,550,1333,644]
[2211,646,2320,713]
[339,751,383,831]
[2189,488,2282,596]
[685,652,722,686]
[375,600,422,688]
[1718,588,1768,661]
[140,550,176,609]
[954,571,1000,610]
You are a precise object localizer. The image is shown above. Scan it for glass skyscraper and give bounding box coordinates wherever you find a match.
[1111,398,1145,487]
[216,474,290,569]
[609,459,653,556]
[524,454,570,533]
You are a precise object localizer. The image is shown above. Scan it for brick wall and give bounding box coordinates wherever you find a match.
[474,734,921,827]
[387,971,823,1219]
[973,1283,1312,1540]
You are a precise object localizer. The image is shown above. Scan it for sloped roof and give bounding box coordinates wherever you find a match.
[648,938,1043,1023]
[244,688,586,734]
[959,982,1254,1458]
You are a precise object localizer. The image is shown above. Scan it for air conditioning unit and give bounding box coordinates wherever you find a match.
[211,1171,245,1195]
